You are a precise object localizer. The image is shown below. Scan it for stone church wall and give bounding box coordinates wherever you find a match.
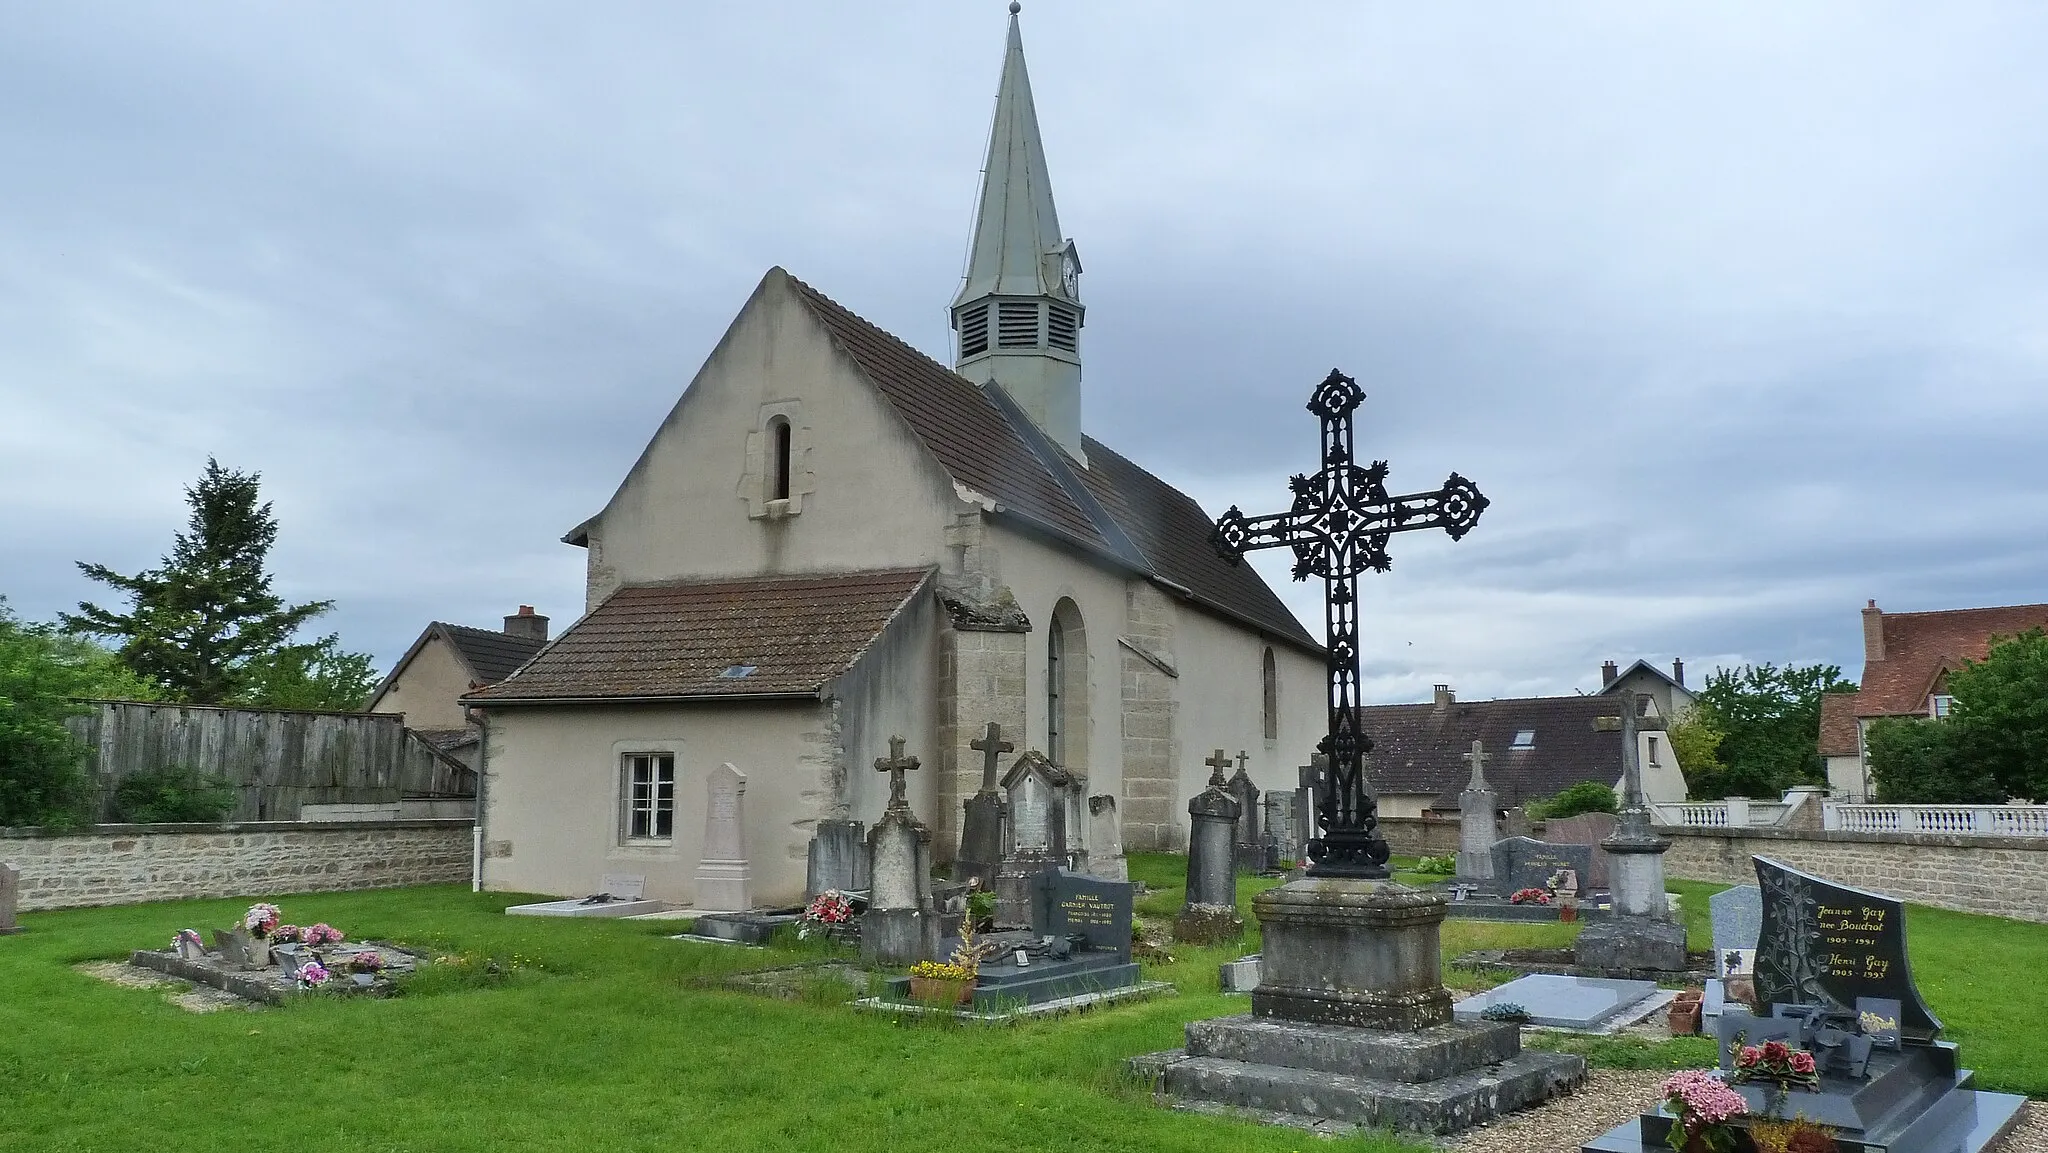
[2,820,471,912]
[1118,581,1180,851]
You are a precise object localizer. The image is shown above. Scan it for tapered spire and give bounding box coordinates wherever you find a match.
[951,3,1086,462]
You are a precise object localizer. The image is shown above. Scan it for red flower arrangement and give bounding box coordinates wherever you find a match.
[1508,887,1554,906]
[1730,1039,1821,1091]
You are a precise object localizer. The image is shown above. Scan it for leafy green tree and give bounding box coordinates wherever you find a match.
[1865,716,2000,803]
[1668,711,1727,789]
[0,600,159,827]
[234,634,381,712]
[1945,627,2048,801]
[62,458,336,704]
[1685,662,1856,799]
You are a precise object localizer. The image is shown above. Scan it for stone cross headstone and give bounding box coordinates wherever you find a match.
[994,750,1070,929]
[693,763,751,912]
[1175,751,1244,943]
[1086,795,1127,881]
[805,818,869,899]
[0,861,19,935]
[1262,793,1294,868]
[1752,855,1941,1041]
[862,737,936,965]
[1226,751,1262,873]
[1455,740,1497,885]
[956,721,1013,886]
[1600,692,1673,919]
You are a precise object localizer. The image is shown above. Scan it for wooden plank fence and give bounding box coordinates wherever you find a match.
[64,700,475,822]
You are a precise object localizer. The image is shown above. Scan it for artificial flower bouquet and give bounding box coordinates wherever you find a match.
[244,903,281,938]
[797,890,855,939]
[1730,1040,1820,1091]
[1508,887,1554,906]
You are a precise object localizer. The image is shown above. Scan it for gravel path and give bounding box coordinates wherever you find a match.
[1444,1071,2046,1153]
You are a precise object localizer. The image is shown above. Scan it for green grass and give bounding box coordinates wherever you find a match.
[3,865,2041,1152]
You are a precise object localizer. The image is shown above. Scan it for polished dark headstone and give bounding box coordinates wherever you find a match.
[1753,856,1941,1041]
[1042,871,1132,963]
[1490,836,1594,895]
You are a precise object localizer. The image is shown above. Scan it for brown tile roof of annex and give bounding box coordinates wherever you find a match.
[1818,692,1862,757]
[464,568,934,704]
[1856,602,2048,718]
[785,273,1318,654]
[1357,694,1641,810]
[437,623,547,684]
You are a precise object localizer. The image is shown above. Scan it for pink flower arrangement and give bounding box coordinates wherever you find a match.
[297,961,331,988]
[1731,1039,1821,1090]
[1662,1069,1748,1148]
[271,924,303,944]
[172,928,204,952]
[303,923,344,947]
[1508,887,1554,906]
[349,950,384,973]
[244,903,281,937]
[797,890,855,939]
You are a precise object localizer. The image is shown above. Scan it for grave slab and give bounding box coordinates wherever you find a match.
[508,874,662,918]
[1451,974,1660,1031]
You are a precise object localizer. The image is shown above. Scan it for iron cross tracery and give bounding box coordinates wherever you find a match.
[1211,369,1488,879]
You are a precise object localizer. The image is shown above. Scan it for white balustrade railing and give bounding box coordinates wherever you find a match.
[1649,800,1796,828]
[1824,803,2048,837]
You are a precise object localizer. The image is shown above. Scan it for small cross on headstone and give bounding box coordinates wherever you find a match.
[1235,750,1250,775]
[1461,740,1492,791]
[875,735,920,811]
[970,722,1014,792]
[1203,748,1234,788]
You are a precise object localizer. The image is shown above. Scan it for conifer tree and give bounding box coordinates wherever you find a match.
[63,458,334,704]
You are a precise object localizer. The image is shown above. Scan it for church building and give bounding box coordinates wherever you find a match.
[465,10,1327,906]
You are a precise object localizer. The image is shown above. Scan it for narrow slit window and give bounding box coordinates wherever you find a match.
[1261,647,1278,740]
[768,417,792,502]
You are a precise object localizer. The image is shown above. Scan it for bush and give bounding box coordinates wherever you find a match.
[1866,717,2001,803]
[111,765,236,823]
[1534,781,1618,820]
[1414,854,1456,875]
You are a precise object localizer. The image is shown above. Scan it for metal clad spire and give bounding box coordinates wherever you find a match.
[954,4,1064,306]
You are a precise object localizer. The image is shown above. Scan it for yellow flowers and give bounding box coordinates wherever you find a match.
[908,960,973,981]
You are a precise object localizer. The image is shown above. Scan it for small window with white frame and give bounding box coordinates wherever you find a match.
[1931,694,1954,719]
[623,752,676,842]
[1512,729,1536,749]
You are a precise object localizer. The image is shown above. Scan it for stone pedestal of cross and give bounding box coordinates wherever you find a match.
[1576,692,1686,974]
[956,722,1015,887]
[1456,740,1498,885]
[1213,368,1488,879]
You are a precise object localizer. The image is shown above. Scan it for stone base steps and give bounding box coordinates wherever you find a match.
[1138,1047,1585,1135]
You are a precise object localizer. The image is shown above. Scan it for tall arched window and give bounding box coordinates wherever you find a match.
[768,416,792,501]
[1261,647,1279,740]
[1046,616,1066,767]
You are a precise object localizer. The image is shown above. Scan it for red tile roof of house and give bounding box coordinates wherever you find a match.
[1818,692,1862,757]
[465,568,933,704]
[1856,602,2048,718]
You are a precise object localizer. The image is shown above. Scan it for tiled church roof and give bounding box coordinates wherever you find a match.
[786,273,1320,653]
[466,568,933,703]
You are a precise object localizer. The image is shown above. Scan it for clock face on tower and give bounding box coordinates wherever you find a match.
[1060,253,1078,298]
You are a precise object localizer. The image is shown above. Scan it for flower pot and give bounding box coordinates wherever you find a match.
[1668,1000,1702,1035]
[908,977,974,1006]
[1559,905,1578,923]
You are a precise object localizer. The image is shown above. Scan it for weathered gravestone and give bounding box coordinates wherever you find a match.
[954,722,1012,886]
[1175,750,1243,943]
[0,861,19,935]
[1491,836,1594,895]
[1542,813,1617,891]
[805,819,868,900]
[1262,793,1294,869]
[863,737,938,965]
[1709,884,1761,977]
[1086,795,1127,881]
[694,763,751,912]
[1292,756,1322,866]
[1225,752,1262,874]
[994,750,1069,929]
[1455,741,1498,886]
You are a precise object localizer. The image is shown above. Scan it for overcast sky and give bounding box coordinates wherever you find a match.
[5,3,2045,704]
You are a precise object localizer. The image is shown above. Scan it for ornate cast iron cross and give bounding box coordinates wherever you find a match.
[875,735,921,812]
[1211,369,1488,879]
[970,722,1014,792]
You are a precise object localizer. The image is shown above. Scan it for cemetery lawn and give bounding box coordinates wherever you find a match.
[5,870,2044,1153]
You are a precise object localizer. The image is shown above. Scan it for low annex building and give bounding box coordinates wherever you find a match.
[1820,598,2048,800]
[1357,685,1690,819]
[366,607,551,771]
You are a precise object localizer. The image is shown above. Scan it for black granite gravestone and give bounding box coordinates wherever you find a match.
[1044,871,1133,963]
[1490,836,1594,895]
[1752,856,1941,1041]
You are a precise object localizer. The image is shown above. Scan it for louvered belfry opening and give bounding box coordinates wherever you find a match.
[1046,304,1078,352]
[958,302,990,358]
[997,300,1041,349]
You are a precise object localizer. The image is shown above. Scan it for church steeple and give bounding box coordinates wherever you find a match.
[951,2,1086,462]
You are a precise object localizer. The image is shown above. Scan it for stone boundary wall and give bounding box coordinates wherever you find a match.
[1662,826,2048,925]
[1378,816,1463,859]
[0,820,473,913]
